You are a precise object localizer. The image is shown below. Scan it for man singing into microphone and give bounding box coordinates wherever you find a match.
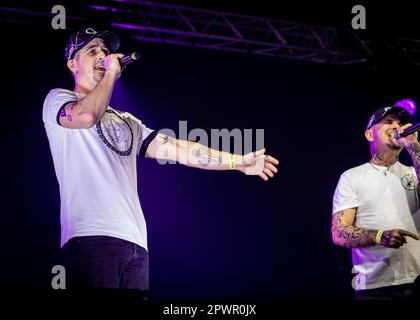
[42,28,279,295]
[331,106,420,300]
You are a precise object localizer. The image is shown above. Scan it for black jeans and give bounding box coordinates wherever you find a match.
[62,235,149,297]
[355,283,415,300]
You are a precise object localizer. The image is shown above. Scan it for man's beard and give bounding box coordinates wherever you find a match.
[94,71,105,82]
[387,143,403,151]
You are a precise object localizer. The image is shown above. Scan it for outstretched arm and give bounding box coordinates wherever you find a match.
[331,208,419,248]
[144,133,279,181]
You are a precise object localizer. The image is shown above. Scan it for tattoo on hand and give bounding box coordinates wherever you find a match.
[192,147,222,166]
[379,230,394,247]
[332,211,377,248]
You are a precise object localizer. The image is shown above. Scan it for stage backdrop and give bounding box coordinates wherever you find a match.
[1,15,419,299]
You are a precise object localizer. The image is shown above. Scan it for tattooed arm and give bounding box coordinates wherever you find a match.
[144,133,279,180]
[145,133,240,170]
[331,209,419,248]
[331,209,377,248]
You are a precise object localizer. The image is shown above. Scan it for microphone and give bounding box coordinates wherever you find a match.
[119,52,141,68]
[394,123,420,139]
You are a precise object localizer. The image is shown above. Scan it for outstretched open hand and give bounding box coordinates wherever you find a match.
[242,148,279,181]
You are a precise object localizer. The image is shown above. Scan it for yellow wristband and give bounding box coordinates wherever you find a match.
[229,154,236,170]
[376,230,384,245]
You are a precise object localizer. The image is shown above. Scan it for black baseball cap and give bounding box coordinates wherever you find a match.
[65,27,120,60]
[366,106,411,130]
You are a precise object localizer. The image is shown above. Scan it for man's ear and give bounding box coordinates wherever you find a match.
[67,59,77,74]
[365,129,374,142]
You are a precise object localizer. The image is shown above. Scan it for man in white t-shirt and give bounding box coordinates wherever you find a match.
[332,105,420,300]
[42,28,279,295]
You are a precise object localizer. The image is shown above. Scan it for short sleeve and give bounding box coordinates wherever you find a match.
[332,172,360,215]
[42,88,78,127]
[122,113,156,157]
[138,123,157,157]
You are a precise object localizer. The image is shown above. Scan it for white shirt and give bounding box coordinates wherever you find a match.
[333,162,420,290]
[42,88,155,250]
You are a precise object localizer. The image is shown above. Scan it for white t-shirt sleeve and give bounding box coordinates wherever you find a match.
[42,88,78,127]
[332,172,360,215]
[135,119,157,157]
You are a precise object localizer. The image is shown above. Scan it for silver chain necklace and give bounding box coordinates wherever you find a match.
[369,161,392,176]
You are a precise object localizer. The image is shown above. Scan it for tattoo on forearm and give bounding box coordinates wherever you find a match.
[192,147,222,166]
[162,135,175,145]
[156,135,177,159]
[332,211,377,248]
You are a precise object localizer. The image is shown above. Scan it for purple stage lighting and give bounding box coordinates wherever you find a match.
[395,99,417,115]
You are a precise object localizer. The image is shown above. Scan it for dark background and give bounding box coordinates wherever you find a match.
[1,0,420,300]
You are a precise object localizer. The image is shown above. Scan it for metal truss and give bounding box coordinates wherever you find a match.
[365,35,420,67]
[3,1,420,66]
[84,0,372,65]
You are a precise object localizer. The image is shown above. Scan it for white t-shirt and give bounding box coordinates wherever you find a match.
[42,88,156,250]
[333,162,420,290]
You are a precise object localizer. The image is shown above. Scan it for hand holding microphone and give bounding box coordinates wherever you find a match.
[393,123,420,148]
[103,53,125,78]
[394,123,420,139]
[103,52,140,79]
[119,52,141,69]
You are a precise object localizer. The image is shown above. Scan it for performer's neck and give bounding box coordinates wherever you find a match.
[74,77,97,95]
[74,82,92,95]
[370,150,399,167]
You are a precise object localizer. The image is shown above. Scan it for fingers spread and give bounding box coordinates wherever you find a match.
[259,172,269,181]
[264,168,274,178]
[266,163,278,173]
[267,155,279,165]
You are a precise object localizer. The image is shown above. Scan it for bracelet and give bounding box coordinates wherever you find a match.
[376,230,384,245]
[229,154,236,170]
